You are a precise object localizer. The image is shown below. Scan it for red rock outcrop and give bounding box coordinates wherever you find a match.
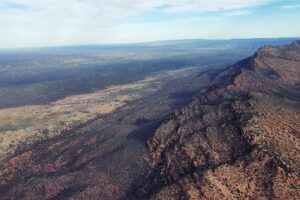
[142,41,300,199]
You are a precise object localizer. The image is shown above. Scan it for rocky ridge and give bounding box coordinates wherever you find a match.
[139,41,300,199]
[0,41,299,200]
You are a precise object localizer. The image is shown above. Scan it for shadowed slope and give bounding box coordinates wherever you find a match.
[139,41,300,199]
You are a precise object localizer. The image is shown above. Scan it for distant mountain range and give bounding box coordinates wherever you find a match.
[1,38,299,53]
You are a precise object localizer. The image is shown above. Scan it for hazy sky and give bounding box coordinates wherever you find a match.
[1,0,300,48]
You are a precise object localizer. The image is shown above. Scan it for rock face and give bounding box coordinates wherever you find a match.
[140,41,300,199]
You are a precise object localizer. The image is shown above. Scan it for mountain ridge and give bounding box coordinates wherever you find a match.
[0,41,299,200]
[137,41,300,199]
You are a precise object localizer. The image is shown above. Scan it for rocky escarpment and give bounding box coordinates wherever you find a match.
[0,41,299,200]
[139,41,300,199]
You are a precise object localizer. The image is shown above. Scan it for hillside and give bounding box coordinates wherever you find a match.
[0,41,299,200]
[137,41,300,199]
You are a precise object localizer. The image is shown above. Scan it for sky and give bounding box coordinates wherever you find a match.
[0,0,300,48]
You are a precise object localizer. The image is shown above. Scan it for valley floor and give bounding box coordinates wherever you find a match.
[0,65,218,199]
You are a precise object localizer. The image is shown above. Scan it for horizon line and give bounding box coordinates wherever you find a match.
[1,36,299,51]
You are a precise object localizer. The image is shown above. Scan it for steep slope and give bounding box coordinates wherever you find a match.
[139,41,300,199]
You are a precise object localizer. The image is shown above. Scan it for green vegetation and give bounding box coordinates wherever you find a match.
[0,117,32,133]
[253,131,263,136]
[0,124,19,132]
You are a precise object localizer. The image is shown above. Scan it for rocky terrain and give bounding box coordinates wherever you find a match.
[0,41,299,200]
[0,65,215,200]
[137,41,300,199]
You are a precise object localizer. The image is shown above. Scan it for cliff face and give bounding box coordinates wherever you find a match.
[143,41,300,199]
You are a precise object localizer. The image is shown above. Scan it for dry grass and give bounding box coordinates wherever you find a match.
[0,74,159,160]
[0,67,199,161]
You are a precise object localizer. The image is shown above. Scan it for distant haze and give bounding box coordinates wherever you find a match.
[1,0,300,48]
